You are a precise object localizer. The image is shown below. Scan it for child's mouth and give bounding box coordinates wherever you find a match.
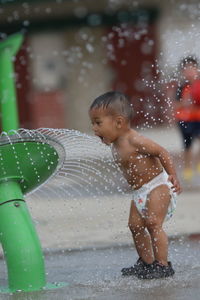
[99,136,104,142]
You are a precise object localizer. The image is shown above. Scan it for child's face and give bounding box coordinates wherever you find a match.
[89,108,119,145]
[182,63,199,81]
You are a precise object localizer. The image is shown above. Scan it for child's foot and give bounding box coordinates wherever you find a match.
[137,260,175,279]
[121,257,152,276]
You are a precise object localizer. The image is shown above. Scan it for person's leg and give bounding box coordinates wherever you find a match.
[128,200,154,264]
[193,122,200,173]
[179,121,194,180]
[184,148,192,169]
[145,185,171,266]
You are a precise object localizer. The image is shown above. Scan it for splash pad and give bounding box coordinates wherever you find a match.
[0,34,124,293]
[0,33,69,292]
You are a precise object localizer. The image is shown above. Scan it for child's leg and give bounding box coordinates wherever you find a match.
[128,200,154,264]
[184,148,193,169]
[178,121,194,180]
[145,185,171,266]
[196,135,200,173]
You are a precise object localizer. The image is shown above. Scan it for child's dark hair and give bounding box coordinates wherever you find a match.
[90,91,133,121]
[180,55,198,69]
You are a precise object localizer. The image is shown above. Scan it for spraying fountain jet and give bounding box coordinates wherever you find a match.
[0,33,66,292]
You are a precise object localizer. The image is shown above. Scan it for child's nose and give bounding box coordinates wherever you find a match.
[93,127,99,135]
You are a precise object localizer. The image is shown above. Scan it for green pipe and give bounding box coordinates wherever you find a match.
[0,181,46,292]
[0,34,23,132]
[0,34,47,292]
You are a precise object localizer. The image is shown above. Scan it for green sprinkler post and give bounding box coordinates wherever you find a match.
[0,34,46,292]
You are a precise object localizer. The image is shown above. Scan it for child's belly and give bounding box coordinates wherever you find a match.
[121,157,163,189]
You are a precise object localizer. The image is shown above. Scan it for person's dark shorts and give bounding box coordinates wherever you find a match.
[178,121,200,149]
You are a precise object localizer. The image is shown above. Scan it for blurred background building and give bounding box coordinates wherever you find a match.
[0,0,200,132]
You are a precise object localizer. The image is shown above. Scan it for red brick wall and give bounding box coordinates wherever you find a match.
[28,91,66,129]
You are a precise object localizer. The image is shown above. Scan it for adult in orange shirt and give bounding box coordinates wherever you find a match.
[175,56,200,181]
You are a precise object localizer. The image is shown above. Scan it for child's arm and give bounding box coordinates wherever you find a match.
[131,134,182,194]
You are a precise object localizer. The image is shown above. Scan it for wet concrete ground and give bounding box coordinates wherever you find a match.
[0,236,200,300]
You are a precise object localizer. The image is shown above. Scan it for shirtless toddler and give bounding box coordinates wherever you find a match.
[89,91,181,279]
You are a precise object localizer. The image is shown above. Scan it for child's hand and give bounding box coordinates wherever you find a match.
[168,174,182,194]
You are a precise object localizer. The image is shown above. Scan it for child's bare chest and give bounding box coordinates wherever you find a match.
[112,146,146,168]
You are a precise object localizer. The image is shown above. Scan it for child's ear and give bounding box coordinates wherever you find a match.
[116,116,124,128]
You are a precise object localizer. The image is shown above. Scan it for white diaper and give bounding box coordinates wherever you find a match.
[132,171,177,222]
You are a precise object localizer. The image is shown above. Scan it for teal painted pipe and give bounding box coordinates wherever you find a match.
[0,34,46,292]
